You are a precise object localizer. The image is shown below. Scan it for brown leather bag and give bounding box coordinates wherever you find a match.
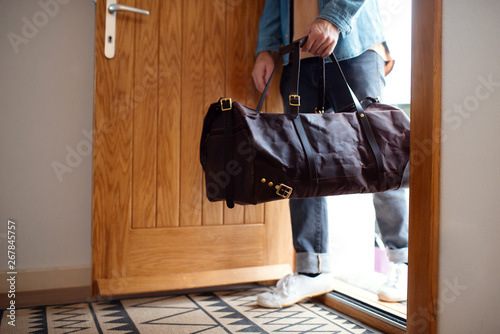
[200,39,410,208]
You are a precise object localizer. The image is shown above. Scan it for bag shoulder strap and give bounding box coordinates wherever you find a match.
[328,53,385,176]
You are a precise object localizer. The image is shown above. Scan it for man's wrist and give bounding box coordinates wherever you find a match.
[315,18,339,33]
[257,51,271,56]
[256,51,273,61]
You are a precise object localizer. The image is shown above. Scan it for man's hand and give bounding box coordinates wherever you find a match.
[252,51,275,94]
[302,18,340,58]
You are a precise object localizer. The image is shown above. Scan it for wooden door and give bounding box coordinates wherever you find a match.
[92,0,293,296]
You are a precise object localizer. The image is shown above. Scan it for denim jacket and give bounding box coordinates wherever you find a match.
[256,0,386,63]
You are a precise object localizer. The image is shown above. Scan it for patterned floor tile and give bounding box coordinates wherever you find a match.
[1,287,383,334]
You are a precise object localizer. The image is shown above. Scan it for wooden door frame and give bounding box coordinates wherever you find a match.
[318,1,442,333]
[407,0,442,332]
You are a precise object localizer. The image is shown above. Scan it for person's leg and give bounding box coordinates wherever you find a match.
[373,188,409,302]
[281,58,333,275]
[325,50,409,302]
[373,190,409,264]
[256,58,335,308]
[324,50,385,111]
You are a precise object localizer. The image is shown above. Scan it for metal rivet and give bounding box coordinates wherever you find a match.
[261,178,266,183]
[268,182,273,187]
[360,114,365,117]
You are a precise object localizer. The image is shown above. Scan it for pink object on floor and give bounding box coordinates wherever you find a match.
[374,247,390,275]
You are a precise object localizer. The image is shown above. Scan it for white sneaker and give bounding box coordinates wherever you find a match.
[377,263,408,302]
[256,273,336,308]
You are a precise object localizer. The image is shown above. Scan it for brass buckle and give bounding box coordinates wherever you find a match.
[220,98,232,111]
[289,95,300,107]
[276,184,293,199]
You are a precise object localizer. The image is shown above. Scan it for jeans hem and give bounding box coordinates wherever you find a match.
[386,247,408,264]
[296,252,333,274]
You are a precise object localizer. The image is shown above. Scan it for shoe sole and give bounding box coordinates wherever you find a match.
[379,298,406,303]
[258,287,336,309]
[377,296,407,303]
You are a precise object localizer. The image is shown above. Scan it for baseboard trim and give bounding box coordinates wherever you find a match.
[1,266,91,293]
[0,286,92,309]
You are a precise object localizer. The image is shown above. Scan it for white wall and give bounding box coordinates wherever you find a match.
[439,1,500,333]
[0,0,95,290]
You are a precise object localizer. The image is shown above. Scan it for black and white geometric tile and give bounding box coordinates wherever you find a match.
[1,287,382,333]
[91,299,139,333]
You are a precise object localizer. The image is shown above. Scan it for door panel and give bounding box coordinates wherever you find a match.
[92,0,293,296]
[180,0,205,227]
[132,0,158,228]
[157,0,181,228]
[129,225,266,276]
[202,0,225,227]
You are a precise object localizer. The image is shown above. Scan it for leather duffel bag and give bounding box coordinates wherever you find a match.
[200,38,410,208]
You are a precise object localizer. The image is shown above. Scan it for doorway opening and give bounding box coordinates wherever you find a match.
[326,0,412,328]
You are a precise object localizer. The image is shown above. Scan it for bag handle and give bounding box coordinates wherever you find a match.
[256,37,385,177]
[257,37,361,116]
[255,38,307,114]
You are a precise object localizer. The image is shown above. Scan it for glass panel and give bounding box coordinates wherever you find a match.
[328,0,412,322]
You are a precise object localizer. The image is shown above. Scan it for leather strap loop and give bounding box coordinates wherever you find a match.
[293,116,319,183]
[288,41,301,118]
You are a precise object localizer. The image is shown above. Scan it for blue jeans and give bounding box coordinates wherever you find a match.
[280,51,409,274]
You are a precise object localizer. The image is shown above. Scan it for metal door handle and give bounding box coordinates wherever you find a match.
[108,4,149,16]
[105,0,150,59]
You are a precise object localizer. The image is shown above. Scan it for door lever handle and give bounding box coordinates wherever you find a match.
[104,0,150,59]
[108,4,149,16]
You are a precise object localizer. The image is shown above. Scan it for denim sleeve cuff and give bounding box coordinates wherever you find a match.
[317,10,353,37]
[318,1,367,37]
[255,36,282,57]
